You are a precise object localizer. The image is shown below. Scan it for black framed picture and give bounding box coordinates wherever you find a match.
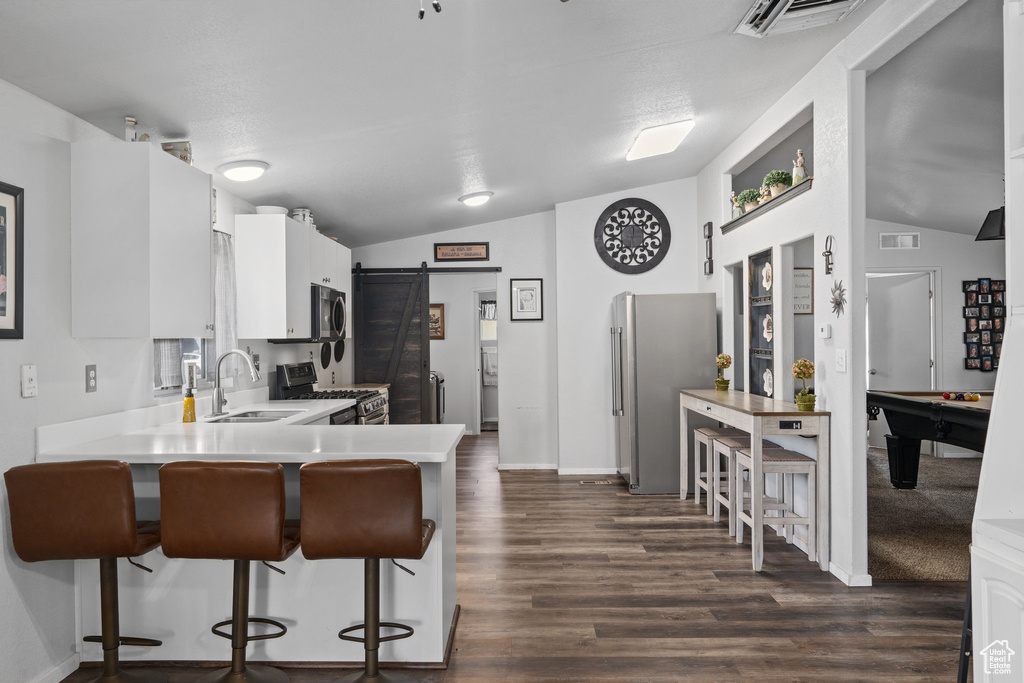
[966,318,979,332]
[964,332,980,343]
[964,307,980,318]
[978,293,992,305]
[967,343,980,359]
[994,306,1005,318]
[965,357,981,370]
[994,332,1003,343]
[981,330,992,345]
[992,280,1006,292]
[993,291,1005,304]
[510,278,543,321]
[996,342,1002,358]
[980,305,991,319]
[979,319,993,330]
[0,180,24,339]
[965,291,978,306]
[979,278,991,293]
[994,318,1003,331]
[981,356,994,372]
[963,280,978,292]
[981,344,994,357]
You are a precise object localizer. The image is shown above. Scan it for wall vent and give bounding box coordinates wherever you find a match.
[879,232,920,250]
[734,0,866,38]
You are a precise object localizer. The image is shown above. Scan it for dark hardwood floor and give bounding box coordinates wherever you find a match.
[65,432,970,682]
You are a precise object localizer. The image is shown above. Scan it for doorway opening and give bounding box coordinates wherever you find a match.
[478,289,498,432]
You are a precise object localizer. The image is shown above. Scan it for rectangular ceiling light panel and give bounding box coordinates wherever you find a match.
[626,120,696,161]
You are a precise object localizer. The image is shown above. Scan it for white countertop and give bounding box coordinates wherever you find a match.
[36,400,465,464]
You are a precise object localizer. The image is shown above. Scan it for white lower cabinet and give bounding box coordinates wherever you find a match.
[71,142,213,338]
[972,520,1024,682]
[236,214,312,340]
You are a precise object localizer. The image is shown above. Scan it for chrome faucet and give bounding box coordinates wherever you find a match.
[207,349,262,417]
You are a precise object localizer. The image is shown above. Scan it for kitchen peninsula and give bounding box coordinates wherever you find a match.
[36,401,463,667]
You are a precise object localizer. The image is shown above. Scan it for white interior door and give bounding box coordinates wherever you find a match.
[866,272,934,448]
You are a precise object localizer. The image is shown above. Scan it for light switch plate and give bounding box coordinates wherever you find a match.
[835,349,847,373]
[86,364,97,393]
[21,364,38,398]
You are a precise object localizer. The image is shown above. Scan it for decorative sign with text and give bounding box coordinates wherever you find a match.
[793,268,813,315]
[434,242,489,262]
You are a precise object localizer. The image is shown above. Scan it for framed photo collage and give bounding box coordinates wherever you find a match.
[963,278,1004,372]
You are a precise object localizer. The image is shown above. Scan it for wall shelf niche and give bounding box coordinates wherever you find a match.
[722,179,813,235]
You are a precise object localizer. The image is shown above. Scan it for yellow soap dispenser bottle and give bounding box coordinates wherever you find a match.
[182,387,196,423]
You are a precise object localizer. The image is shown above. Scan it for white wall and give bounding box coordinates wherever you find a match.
[694,0,971,585]
[353,212,559,469]
[554,179,701,474]
[428,272,497,434]
[866,218,1005,391]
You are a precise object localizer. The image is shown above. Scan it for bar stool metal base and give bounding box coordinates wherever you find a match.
[195,663,289,683]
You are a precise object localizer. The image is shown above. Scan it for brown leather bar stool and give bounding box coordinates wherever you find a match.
[300,459,435,683]
[4,460,166,683]
[159,461,299,683]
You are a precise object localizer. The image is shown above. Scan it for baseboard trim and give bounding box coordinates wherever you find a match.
[497,463,558,470]
[557,467,619,476]
[830,562,873,587]
[31,653,80,683]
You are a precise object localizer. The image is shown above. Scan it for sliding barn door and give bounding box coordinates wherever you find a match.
[354,271,431,424]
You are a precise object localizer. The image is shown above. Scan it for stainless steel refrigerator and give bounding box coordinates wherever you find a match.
[611,292,718,494]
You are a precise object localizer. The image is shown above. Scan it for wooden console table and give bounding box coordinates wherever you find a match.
[679,389,831,571]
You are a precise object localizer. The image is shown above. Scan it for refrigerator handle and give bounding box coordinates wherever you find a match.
[610,326,623,416]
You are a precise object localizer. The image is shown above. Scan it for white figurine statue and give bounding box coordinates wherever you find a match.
[793,149,809,184]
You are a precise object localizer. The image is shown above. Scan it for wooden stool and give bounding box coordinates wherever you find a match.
[693,427,747,507]
[710,436,782,536]
[735,448,817,571]
[4,461,166,683]
[159,461,300,683]
[300,459,435,683]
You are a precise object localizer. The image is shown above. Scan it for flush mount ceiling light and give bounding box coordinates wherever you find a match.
[216,160,268,182]
[626,120,695,161]
[459,191,493,207]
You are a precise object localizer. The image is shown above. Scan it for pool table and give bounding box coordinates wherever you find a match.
[866,390,992,489]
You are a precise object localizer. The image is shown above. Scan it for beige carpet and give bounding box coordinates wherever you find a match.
[867,446,981,581]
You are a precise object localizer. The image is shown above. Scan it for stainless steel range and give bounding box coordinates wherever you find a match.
[273,362,389,424]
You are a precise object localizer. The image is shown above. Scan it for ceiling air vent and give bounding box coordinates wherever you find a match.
[879,232,920,250]
[734,0,866,38]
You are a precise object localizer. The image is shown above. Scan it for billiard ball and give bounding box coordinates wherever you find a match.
[942,393,951,399]
[956,393,965,400]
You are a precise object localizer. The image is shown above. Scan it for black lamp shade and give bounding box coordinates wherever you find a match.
[976,207,1005,241]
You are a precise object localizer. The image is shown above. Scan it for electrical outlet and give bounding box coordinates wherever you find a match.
[20,365,38,398]
[86,364,97,393]
[835,349,847,373]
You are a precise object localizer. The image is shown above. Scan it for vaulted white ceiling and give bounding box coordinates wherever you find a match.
[866,0,1004,237]
[0,0,891,247]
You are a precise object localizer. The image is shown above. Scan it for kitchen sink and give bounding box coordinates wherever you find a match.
[208,410,303,424]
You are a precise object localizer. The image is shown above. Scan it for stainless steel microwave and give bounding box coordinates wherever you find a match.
[312,284,346,342]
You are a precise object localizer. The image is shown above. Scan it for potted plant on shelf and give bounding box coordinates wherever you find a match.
[736,189,760,213]
[763,170,793,197]
[715,354,732,391]
[792,358,815,411]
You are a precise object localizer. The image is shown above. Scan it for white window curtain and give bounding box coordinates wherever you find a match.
[153,339,183,388]
[211,230,239,378]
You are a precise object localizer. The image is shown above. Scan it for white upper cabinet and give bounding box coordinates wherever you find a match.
[71,142,213,339]
[235,214,312,340]
[309,231,342,288]
[336,241,352,338]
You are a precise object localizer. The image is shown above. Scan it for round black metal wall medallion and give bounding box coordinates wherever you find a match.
[594,198,671,274]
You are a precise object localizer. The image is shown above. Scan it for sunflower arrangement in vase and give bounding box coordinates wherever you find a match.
[715,354,732,391]
[792,358,815,410]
